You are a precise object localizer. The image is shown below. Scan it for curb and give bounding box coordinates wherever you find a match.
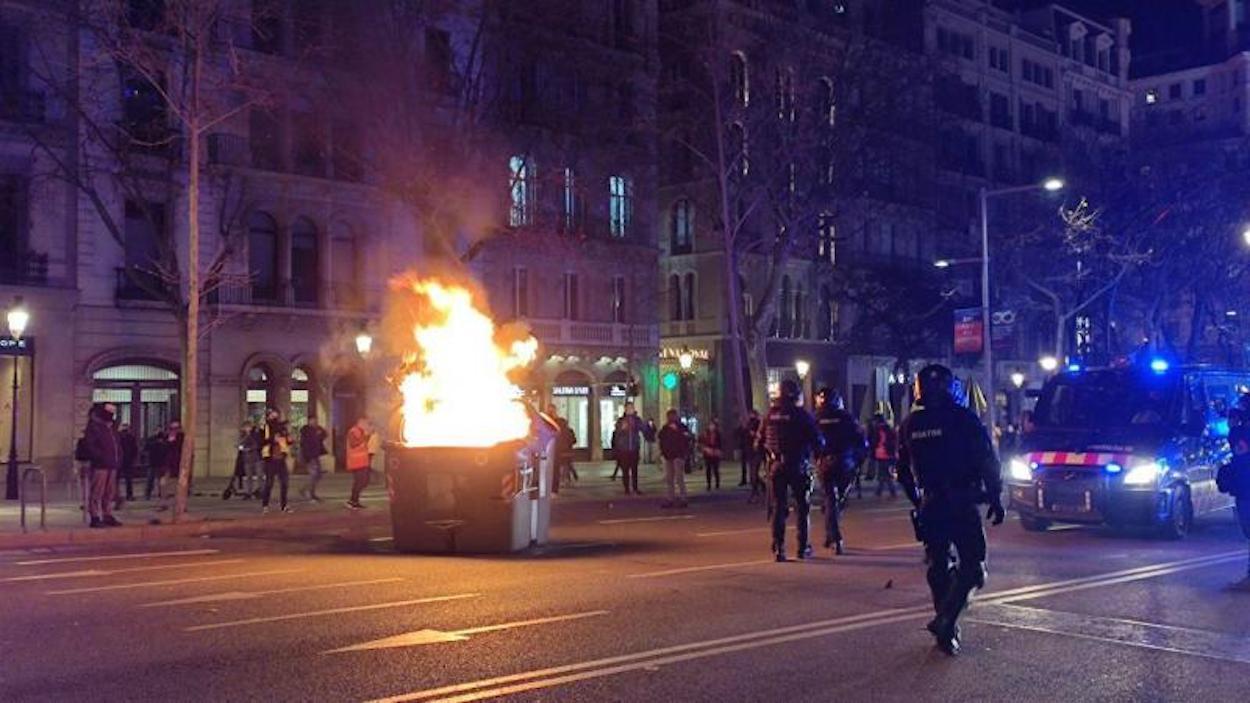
[0,509,390,550]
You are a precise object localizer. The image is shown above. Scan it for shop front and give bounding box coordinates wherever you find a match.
[658,346,713,436]
[550,370,592,460]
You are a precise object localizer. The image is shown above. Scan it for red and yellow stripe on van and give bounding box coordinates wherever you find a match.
[1025,452,1132,467]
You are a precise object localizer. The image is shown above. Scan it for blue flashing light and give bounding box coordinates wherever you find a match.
[1105,462,1123,474]
[1066,363,1083,373]
[1149,358,1170,373]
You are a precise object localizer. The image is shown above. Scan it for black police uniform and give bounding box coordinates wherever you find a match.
[896,391,1001,653]
[756,396,823,559]
[814,404,866,549]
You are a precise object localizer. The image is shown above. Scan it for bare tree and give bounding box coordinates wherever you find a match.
[26,1,270,519]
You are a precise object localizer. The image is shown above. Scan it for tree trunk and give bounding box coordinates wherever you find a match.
[746,332,769,414]
[174,53,203,522]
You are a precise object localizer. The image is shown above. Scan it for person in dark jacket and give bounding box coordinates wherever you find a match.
[897,364,1003,656]
[144,430,165,501]
[1223,402,1250,587]
[814,388,866,555]
[83,403,123,528]
[157,421,185,507]
[658,409,692,508]
[699,419,724,491]
[551,416,577,494]
[869,414,899,498]
[260,409,293,513]
[115,423,139,507]
[757,381,823,561]
[613,403,645,494]
[298,416,329,502]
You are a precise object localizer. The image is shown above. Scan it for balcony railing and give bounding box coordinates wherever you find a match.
[1,253,49,286]
[521,318,658,349]
[209,279,370,312]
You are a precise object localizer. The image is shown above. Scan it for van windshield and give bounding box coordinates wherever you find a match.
[1036,370,1179,429]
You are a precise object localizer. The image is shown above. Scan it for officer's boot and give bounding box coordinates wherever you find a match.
[772,540,787,562]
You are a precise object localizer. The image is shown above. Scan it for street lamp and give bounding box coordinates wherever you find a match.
[6,297,29,501]
[1242,227,1250,248]
[794,359,810,378]
[354,331,373,357]
[678,350,694,371]
[1039,356,1059,373]
[979,178,1064,441]
[1010,371,1026,389]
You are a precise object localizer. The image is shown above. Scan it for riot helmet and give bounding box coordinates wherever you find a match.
[778,379,801,402]
[915,364,956,405]
[815,387,844,410]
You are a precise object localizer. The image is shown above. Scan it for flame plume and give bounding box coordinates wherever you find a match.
[395,278,537,447]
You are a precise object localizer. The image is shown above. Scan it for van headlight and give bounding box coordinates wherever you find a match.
[1123,460,1166,486]
[1008,458,1033,482]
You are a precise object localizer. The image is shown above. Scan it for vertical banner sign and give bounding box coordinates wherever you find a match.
[953,308,984,355]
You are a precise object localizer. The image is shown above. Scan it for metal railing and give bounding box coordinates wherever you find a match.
[19,465,46,532]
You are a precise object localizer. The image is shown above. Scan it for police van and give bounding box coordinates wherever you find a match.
[1006,360,1249,538]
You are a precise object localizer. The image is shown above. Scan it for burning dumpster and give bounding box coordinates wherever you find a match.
[383,276,553,554]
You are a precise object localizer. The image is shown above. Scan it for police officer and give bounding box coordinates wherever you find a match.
[896,364,1003,656]
[756,379,824,562]
[813,387,867,555]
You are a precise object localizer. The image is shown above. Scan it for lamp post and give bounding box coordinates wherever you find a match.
[977,178,1063,442]
[354,331,373,357]
[6,297,30,500]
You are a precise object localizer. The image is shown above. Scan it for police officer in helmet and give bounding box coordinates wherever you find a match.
[813,387,867,555]
[756,378,824,562]
[896,364,1003,656]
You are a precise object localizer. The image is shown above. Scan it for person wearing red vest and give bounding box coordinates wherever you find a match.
[345,417,372,510]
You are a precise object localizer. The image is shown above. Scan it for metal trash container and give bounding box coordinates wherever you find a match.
[385,440,537,554]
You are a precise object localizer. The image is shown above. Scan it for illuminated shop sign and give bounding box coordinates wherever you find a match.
[552,385,590,396]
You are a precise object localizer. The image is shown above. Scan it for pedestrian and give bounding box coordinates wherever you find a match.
[82,403,123,528]
[243,421,262,497]
[643,418,657,464]
[298,415,329,502]
[225,428,248,501]
[552,416,577,493]
[736,410,763,501]
[143,430,164,500]
[813,388,866,555]
[657,409,691,508]
[699,419,724,491]
[869,413,899,499]
[260,409,293,514]
[115,423,138,508]
[613,403,645,494]
[897,364,1004,656]
[757,380,823,561]
[345,416,372,510]
[1218,402,1250,587]
[157,421,185,509]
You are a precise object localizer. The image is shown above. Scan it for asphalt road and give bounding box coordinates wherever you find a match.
[2,482,1249,703]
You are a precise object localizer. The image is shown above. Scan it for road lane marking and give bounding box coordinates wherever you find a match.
[326,611,610,654]
[991,554,1244,605]
[141,577,404,606]
[695,527,774,538]
[866,542,922,551]
[15,549,221,566]
[869,514,914,522]
[597,515,695,525]
[860,507,910,514]
[971,603,1250,665]
[372,550,1246,702]
[369,537,394,543]
[184,593,480,631]
[1,559,245,582]
[627,559,778,579]
[49,569,303,595]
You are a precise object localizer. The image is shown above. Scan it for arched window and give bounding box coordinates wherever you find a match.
[728,122,748,177]
[683,272,696,321]
[818,285,834,341]
[246,365,273,423]
[290,217,319,305]
[669,274,682,322]
[330,223,359,308]
[818,77,836,126]
[779,275,792,338]
[290,366,314,427]
[92,362,179,438]
[671,198,694,254]
[248,212,279,302]
[730,51,749,107]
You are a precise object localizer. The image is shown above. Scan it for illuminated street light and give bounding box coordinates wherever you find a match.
[1043,178,1065,192]
[355,331,373,356]
[7,299,29,340]
[795,359,810,378]
[1243,227,1250,248]
[1010,371,1026,389]
[7,297,29,500]
[678,350,694,371]
[1039,356,1059,372]
[934,259,951,269]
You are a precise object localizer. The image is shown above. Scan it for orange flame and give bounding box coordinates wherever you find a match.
[395,278,537,447]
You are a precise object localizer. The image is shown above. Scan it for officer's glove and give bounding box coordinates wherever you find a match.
[986,498,1005,526]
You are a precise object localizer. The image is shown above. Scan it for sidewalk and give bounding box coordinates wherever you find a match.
[0,461,756,549]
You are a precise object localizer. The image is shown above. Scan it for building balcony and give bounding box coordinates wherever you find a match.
[1,253,49,287]
[524,318,658,350]
[208,279,372,313]
[115,267,169,302]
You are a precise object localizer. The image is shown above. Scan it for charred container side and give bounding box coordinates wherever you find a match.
[385,441,534,554]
